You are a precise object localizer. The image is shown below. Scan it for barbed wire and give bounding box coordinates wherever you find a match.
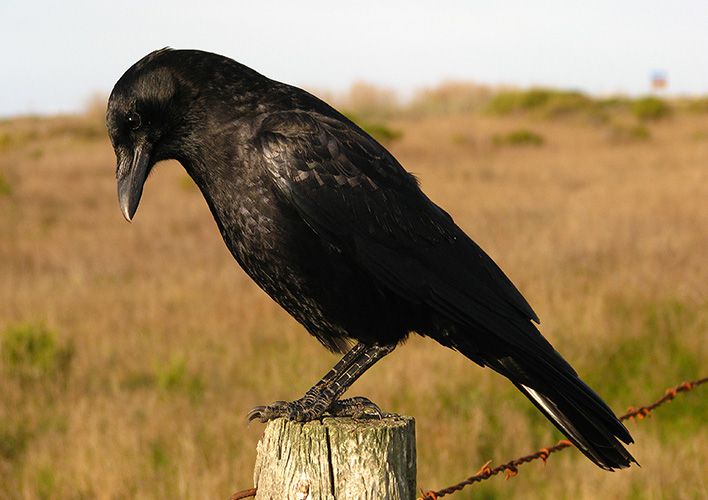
[417,377,706,499]
[229,377,706,500]
[230,488,257,500]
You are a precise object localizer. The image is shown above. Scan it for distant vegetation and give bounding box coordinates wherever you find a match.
[315,83,698,151]
[335,82,400,120]
[122,355,205,402]
[408,81,493,115]
[1,323,73,382]
[322,83,690,149]
[0,169,10,196]
[324,83,685,122]
[493,129,545,147]
[0,115,104,151]
[631,96,671,121]
[486,88,592,117]
[483,88,676,124]
[608,123,651,143]
[684,96,708,113]
[342,111,403,144]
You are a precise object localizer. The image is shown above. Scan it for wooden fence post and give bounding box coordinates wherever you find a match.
[252,416,416,500]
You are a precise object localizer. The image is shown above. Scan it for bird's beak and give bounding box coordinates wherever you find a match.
[116,143,152,222]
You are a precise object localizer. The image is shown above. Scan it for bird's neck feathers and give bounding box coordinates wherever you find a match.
[175,113,262,208]
[175,117,280,264]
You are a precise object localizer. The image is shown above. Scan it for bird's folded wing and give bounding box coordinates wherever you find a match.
[256,110,548,354]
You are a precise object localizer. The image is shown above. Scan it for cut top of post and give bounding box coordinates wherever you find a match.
[253,416,416,500]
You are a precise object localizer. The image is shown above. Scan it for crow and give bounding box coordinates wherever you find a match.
[107,48,636,470]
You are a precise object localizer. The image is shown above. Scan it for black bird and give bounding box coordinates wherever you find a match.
[107,48,636,471]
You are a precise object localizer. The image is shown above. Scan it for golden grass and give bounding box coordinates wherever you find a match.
[0,97,706,499]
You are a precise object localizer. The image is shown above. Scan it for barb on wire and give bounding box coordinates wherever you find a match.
[230,488,257,500]
[228,377,705,500]
[417,377,706,500]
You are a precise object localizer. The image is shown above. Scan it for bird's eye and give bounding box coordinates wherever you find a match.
[126,112,141,130]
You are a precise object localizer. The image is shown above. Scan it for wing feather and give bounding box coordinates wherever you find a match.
[257,111,542,348]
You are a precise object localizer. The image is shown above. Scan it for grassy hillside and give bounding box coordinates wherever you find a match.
[0,89,706,499]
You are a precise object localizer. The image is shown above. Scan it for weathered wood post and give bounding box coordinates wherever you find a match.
[253,416,416,500]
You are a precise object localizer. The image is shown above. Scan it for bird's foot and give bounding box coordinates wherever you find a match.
[248,393,389,423]
[248,386,330,423]
[248,399,326,423]
[327,396,391,419]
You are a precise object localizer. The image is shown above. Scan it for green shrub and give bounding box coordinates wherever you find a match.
[540,91,592,117]
[628,124,650,140]
[450,133,474,146]
[29,148,44,161]
[632,96,670,121]
[487,88,590,117]
[493,129,545,147]
[0,170,11,196]
[0,133,12,151]
[35,466,56,500]
[150,439,170,470]
[121,356,205,401]
[156,356,204,401]
[608,123,651,143]
[486,90,537,115]
[342,112,403,144]
[691,130,708,141]
[361,122,403,143]
[1,323,73,381]
[0,422,31,460]
[121,371,156,391]
[586,297,705,436]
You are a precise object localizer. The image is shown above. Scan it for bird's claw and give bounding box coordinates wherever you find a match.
[247,398,328,423]
[247,400,290,423]
[327,396,391,419]
[247,395,388,423]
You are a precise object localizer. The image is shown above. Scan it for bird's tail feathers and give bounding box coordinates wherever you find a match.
[487,353,637,471]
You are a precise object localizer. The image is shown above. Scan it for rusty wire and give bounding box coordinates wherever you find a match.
[229,487,257,500]
[418,377,707,500]
[229,377,705,500]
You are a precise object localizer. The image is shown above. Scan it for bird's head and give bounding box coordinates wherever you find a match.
[108,48,269,221]
[106,48,204,221]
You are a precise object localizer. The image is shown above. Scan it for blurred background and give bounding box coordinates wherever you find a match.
[0,1,706,498]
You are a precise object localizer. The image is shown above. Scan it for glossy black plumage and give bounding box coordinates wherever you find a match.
[107,48,636,471]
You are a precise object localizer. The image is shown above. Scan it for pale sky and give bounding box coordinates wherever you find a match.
[1,0,707,117]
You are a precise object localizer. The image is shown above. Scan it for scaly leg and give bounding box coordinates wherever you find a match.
[248,342,394,422]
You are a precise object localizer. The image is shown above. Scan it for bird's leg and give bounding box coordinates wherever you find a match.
[297,342,369,406]
[248,342,393,423]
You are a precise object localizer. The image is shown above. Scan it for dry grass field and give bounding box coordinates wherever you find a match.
[0,89,706,499]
